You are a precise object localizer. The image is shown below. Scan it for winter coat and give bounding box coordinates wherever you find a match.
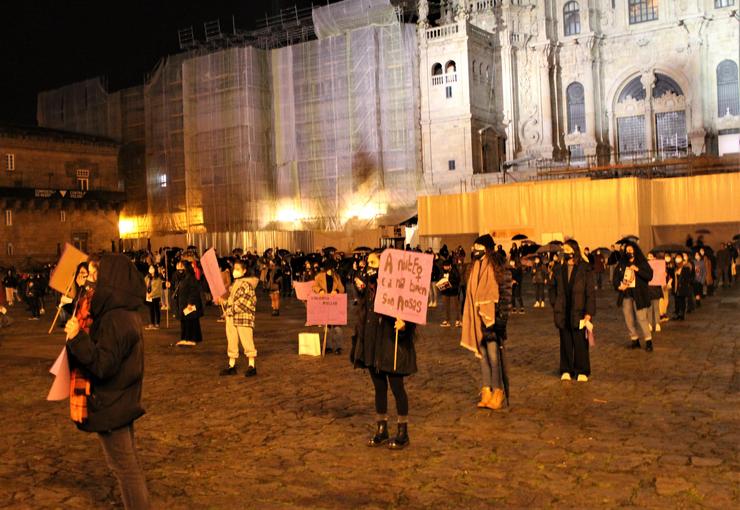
[145,275,162,300]
[673,266,693,297]
[438,266,460,297]
[172,272,203,320]
[703,257,714,285]
[351,283,417,375]
[225,277,256,328]
[616,258,653,310]
[312,271,345,294]
[693,259,706,285]
[267,268,282,292]
[66,254,146,433]
[531,263,547,285]
[461,257,500,357]
[549,261,596,330]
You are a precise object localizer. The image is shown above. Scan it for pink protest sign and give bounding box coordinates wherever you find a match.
[201,248,227,300]
[47,346,70,401]
[373,249,434,325]
[293,281,315,301]
[307,294,348,326]
[649,259,667,286]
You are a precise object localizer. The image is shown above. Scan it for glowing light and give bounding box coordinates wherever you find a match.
[343,200,387,222]
[276,206,304,223]
[118,218,137,237]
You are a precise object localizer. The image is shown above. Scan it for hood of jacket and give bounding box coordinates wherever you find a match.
[91,254,146,318]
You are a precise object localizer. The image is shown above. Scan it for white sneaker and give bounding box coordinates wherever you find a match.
[648,324,653,332]
[655,324,661,332]
[561,373,571,381]
[577,374,589,382]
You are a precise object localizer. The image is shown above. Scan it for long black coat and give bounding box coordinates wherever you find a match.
[351,285,417,376]
[550,261,596,330]
[172,272,203,320]
[67,255,146,433]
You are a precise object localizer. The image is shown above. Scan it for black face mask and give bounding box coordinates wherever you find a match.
[471,250,485,261]
[562,253,573,261]
[177,269,185,276]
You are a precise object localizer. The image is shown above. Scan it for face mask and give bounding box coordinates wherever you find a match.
[627,252,635,260]
[233,269,244,279]
[177,269,185,275]
[562,253,573,261]
[149,268,155,275]
[664,257,671,263]
[471,250,485,261]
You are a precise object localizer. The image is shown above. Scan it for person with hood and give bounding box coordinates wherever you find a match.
[218,259,259,377]
[351,250,417,449]
[549,240,596,381]
[63,254,150,510]
[615,241,654,352]
[172,260,204,347]
[461,234,511,410]
[312,259,346,354]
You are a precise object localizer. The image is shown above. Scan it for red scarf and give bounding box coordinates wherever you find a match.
[70,288,94,423]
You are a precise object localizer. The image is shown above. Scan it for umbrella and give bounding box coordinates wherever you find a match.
[617,235,639,244]
[322,246,337,254]
[650,244,689,254]
[733,233,740,241]
[519,243,540,257]
[520,239,537,245]
[549,240,563,245]
[594,247,611,255]
[277,248,290,257]
[695,228,711,234]
[511,234,528,241]
[353,246,373,253]
[536,243,561,254]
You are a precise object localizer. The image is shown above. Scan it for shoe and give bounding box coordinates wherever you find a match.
[576,374,589,382]
[334,347,342,355]
[629,340,641,349]
[655,324,661,332]
[428,303,437,308]
[28,317,40,321]
[519,308,525,314]
[325,347,333,354]
[154,325,160,329]
[533,302,540,308]
[367,420,389,447]
[486,389,505,410]
[454,320,462,328]
[645,340,653,352]
[244,366,257,377]
[176,340,196,347]
[648,324,653,332]
[440,321,450,327]
[561,373,571,381]
[477,387,492,408]
[219,366,237,376]
[40,308,45,315]
[388,423,409,450]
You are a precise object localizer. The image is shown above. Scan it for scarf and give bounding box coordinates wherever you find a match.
[70,287,94,423]
[460,257,499,358]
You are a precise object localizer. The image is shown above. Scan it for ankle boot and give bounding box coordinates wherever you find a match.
[486,389,505,410]
[477,387,492,408]
[629,339,641,349]
[367,420,389,447]
[388,422,409,450]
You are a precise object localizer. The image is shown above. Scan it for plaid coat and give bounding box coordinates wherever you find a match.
[225,277,256,328]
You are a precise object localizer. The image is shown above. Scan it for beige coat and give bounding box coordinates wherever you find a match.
[460,257,499,358]
[312,271,345,294]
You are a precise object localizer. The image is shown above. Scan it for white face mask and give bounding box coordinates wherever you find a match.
[233,269,244,279]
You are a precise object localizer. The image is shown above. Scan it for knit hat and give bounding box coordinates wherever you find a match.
[474,234,495,251]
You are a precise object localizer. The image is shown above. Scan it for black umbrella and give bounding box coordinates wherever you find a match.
[733,233,740,241]
[536,243,561,254]
[519,243,540,257]
[549,240,563,245]
[277,248,291,257]
[695,228,711,234]
[353,246,373,253]
[617,235,639,244]
[650,244,689,254]
[511,234,528,241]
[322,246,337,254]
[594,247,611,255]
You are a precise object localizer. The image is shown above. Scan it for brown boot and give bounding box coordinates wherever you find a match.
[477,387,492,408]
[486,389,505,410]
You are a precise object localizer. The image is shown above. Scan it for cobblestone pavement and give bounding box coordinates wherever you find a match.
[0,284,738,509]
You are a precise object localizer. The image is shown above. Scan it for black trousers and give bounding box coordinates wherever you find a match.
[559,326,590,376]
[674,295,686,319]
[180,317,202,342]
[512,284,523,308]
[369,370,408,417]
[534,283,545,302]
[147,298,161,326]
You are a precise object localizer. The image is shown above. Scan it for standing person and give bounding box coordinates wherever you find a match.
[646,253,663,333]
[351,251,416,449]
[438,258,461,327]
[266,260,282,316]
[144,266,162,330]
[461,234,509,410]
[531,256,547,307]
[593,250,606,290]
[172,260,203,347]
[508,259,524,313]
[615,241,654,352]
[58,262,89,328]
[25,275,42,320]
[693,251,706,308]
[2,269,17,306]
[218,259,258,377]
[672,255,692,320]
[661,254,674,321]
[427,250,440,308]
[549,240,596,381]
[716,243,731,288]
[700,248,714,297]
[312,259,346,354]
[607,244,619,284]
[63,254,150,510]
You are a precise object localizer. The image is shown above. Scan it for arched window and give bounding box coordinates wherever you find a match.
[472,60,477,74]
[628,0,658,25]
[431,63,443,76]
[445,60,456,74]
[566,82,585,133]
[717,60,739,116]
[563,1,580,36]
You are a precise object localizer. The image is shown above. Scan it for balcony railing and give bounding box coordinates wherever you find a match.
[431,73,458,86]
[425,24,459,40]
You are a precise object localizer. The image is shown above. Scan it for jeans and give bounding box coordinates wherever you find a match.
[674,295,686,319]
[97,424,150,510]
[442,294,460,322]
[647,299,660,329]
[480,338,504,390]
[622,297,651,341]
[326,326,342,350]
[511,284,523,309]
[369,370,408,417]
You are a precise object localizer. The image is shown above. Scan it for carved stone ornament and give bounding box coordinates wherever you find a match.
[564,129,597,150]
[652,91,686,114]
[615,96,647,117]
[417,0,429,26]
[520,113,542,148]
[717,109,740,130]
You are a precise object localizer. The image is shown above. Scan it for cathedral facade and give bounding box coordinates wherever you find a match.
[418,0,740,188]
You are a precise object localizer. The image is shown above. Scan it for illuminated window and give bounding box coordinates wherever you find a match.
[6,242,13,256]
[717,60,739,116]
[78,177,89,191]
[715,0,734,8]
[628,0,658,24]
[159,174,168,188]
[564,1,581,36]
[5,153,14,171]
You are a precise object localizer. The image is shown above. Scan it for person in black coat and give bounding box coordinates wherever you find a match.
[351,251,416,450]
[172,260,204,346]
[549,240,596,381]
[64,254,150,510]
[672,254,693,320]
[438,258,461,327]
[615,241,654,351]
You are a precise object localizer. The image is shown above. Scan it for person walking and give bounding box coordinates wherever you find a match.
[144,266,162,330]
[351,251,416,449]
[549,240,596,381]
[645,253,663,333]
[615,241,654,352]
[461,234,510,410]
[64,254,150,510]
[172,260,203,347]
[218,259,258,377]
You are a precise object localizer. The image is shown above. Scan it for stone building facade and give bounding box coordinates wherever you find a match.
[0,125,124,267]
[418,0,740,188]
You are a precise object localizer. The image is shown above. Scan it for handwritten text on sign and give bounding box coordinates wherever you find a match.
[373,249,434,325]
[306,293,348,326]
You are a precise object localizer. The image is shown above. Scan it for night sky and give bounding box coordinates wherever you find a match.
[0,0,322,126]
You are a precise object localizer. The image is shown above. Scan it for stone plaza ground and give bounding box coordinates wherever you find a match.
[0,283,738,509]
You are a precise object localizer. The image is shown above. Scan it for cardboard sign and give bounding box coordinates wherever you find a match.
[293,281,315,301]
[201,248,227,300]
[47,346,70,401]
[306,293,347,326]
[49,243,88,295]
[373,249,434,325]
[649,259,667,286]
[298,333,322,356]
